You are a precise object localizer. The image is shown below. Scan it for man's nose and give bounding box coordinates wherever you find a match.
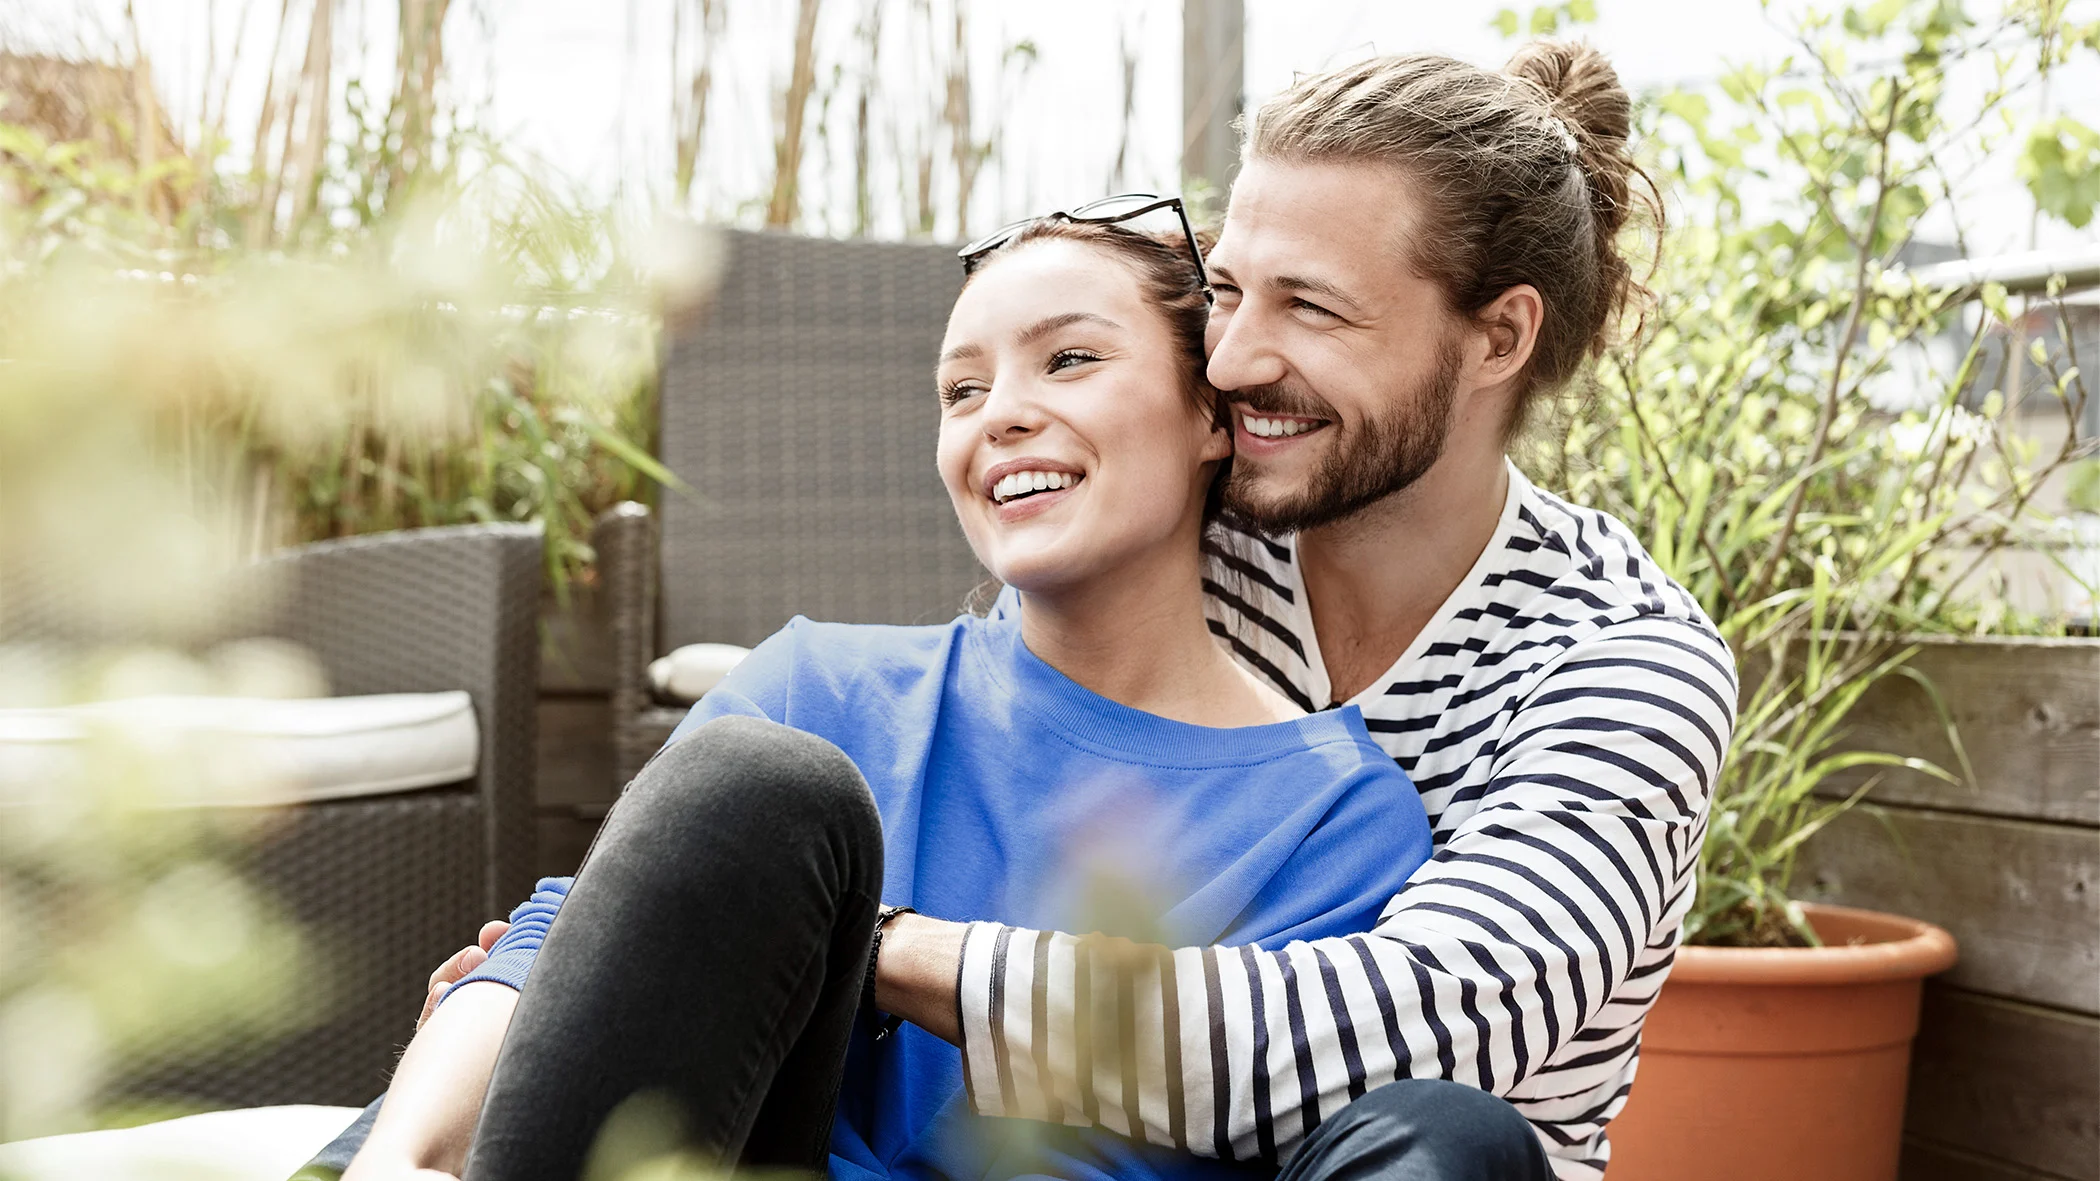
[1206,308,1289,393]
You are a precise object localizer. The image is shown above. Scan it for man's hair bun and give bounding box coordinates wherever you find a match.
[1504,40,1636,239]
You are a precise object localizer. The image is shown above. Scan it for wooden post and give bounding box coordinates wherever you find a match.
[1181,0,1243,202]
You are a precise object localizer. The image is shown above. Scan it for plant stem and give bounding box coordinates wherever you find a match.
[1743,76,1904,610]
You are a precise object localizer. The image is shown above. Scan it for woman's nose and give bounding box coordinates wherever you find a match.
[979,377,1045,439]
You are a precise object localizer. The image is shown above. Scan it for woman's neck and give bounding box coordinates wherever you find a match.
[1015,528,1299,727]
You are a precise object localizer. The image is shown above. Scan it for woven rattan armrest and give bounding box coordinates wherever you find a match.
[595,502,666,787]
[102,522,545,1108]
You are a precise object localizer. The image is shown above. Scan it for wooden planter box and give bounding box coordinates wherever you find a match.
[1794,634,2100,1181]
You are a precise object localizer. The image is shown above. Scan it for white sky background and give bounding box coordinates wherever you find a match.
[8,0,2098,254]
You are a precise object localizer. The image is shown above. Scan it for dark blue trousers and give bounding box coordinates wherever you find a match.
[1275,1079,1554,1181]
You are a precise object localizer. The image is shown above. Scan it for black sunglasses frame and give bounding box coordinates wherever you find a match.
[957,193,1214,305]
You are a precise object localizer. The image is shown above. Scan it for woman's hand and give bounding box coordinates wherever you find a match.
[418,919,511,1029]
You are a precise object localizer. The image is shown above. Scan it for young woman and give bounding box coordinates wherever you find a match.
[335,204,1435,1181]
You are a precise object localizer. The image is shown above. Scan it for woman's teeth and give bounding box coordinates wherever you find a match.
[1244,415,1321,438]
[992,470,1081,504]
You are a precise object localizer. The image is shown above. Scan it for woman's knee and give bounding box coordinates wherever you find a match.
[621,715,880,855]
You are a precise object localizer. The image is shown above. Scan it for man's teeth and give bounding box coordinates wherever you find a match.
[992,470,1081,504]
[1244,414,1321,438]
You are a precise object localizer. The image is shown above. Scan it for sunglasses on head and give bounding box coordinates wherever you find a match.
[957,193,1214,305]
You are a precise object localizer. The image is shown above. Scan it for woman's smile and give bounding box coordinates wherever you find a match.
[983,457,1087,523]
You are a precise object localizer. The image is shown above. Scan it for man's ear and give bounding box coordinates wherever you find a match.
[1474,284,1544,387]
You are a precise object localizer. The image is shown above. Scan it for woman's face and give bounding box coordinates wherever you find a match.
[936,239,1229,597]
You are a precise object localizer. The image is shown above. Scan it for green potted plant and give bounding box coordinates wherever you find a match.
[1514,1,2098,1176]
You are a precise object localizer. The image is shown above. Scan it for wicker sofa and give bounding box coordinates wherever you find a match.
[602,229,989,786]
[2,522,542,1110]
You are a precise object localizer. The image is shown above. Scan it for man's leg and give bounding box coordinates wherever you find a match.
[1277,1080,1555,1181]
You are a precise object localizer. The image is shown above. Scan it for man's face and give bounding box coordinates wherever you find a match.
[1205,158,1467,533]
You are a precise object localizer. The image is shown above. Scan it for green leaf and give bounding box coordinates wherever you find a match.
[1658,90,1713,132]
[2018,116,2100,230]
[558,410,697,500]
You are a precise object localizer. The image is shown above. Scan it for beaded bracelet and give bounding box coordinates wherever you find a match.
[862,904,917,1040]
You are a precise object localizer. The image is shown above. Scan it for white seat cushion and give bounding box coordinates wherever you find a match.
[0,691,480,807]
[0,1104,363,1181]
[648,642,752,704]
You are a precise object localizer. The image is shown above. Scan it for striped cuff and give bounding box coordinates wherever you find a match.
[957,920,1015,1116]
[959,921,1086,1125]
[956,921,1229,1155]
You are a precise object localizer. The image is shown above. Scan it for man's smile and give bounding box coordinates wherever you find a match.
[1235,407,1331,452]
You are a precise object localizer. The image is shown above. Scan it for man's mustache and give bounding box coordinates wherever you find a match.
[1224,382,1339,423]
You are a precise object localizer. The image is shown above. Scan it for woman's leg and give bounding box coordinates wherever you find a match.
[464,714,884,1181]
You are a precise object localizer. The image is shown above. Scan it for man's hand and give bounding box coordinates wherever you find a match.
[417,920,510,1030]
[874,913,968,1045]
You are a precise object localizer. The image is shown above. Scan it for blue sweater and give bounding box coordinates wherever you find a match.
[463,612,1432,1181]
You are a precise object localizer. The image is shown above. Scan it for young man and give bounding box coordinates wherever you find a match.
[409,42,1731,1181]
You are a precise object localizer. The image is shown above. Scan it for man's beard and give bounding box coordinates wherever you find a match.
[1222,336,1465,534]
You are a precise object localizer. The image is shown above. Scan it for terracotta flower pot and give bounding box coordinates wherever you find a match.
[1605,902,1958,1181]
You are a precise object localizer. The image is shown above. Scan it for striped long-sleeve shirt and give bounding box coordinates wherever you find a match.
[957,462,1736,1180]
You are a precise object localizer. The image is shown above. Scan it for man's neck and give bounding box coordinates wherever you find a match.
[1297,452,1510,703]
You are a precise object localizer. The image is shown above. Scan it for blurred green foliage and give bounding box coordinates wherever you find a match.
[0,32,700,1152]
[0,672,323,1145]
[1492,0,1599,39]
[2066,456,2100,512]
[0,85,674,605]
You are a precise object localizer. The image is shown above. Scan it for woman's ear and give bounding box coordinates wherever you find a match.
[1475,284,1544,386]
[1197,395,1234,463]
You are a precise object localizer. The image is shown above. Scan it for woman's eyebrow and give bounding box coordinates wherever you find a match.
[939,341,983,364]
[1014,311,1121,347]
